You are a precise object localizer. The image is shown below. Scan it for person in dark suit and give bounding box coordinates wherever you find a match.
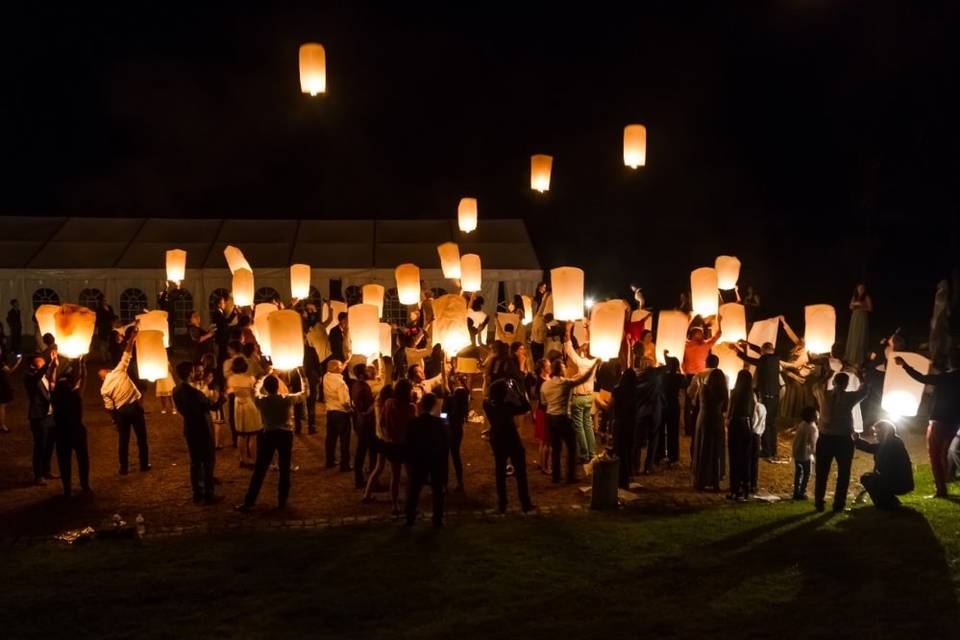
[329,312,349,363]
[404,393,450,528]
[855,420,914,509]
[24,353,58,484]
[6,299,22,353]
[483,378,535,513]
[172,361,224,504]
[51,360,91,497]
[210,295,237,366]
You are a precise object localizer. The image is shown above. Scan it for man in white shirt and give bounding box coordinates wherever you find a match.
[408,363,444,405]
[540,358,599,483]
[322,360,352,471]
[98,328,150,474]
[564,323,599,462]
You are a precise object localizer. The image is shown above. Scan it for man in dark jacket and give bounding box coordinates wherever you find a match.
[735,340,782,460]
[855,420,914,509]
[483,378,535,513]
[405,393,450,527]
[172,361,223,504]
[24,353,58,484]
[6,299,21,353]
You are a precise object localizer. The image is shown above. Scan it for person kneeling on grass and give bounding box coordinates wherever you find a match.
[854,420,914,510]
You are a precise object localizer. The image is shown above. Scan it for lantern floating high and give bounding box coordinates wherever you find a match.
[530,154,553,192]
[718,303,746,345]
[136,330,168,382]
[253,303,278,356]
[267,310,304,370]
[54,304,96,359]
[165,249,187,284]
[715,255,741,290]
[437,242,461,279]
[804,304,836,355]
[34,304,59,341]
[460,254,482,292]
[232,268,255,308]
[590,300,626,360]
[551,267,585,321]
[379,322,393,358]
[136,310,170,348]
[520,295,534,324]
[395,263,421,305]
[458,197,478,233]
[223,245,251,274]
[714,342,744,389]
[362,284,385,319]
[690,267,719,317]
[299,43,327,96]
[290,264,311,300]
[656,310,689,366]
[623,124,647,169]
[432,294,471,354]
[882,352,930,418]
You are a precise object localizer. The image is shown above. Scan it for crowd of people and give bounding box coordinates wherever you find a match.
[1,276,959,527]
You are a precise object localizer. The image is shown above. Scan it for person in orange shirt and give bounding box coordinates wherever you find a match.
[682,320,722,375]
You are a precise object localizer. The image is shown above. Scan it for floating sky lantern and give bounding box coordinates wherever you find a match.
[458,197,477,233]
[299,43,327,96]
[590,300,626,360]
[804,304,836,355]
[656,310,689,366]
[34,304,59,340]
[378,322,393,358]
[223,245,251,274]
[460,254,482,292]
[690,267,719,317]
[551,267,585,321]
[362,284,385,319]
[520,295,534,324]
[715,255,741,290]
[290,264,311,300]
[165,249,186,284]
[718,302,746,344]
[232,268,255,307]
[623,124,647,169]
[54,304,96,358]
[432,294,471,354]
[395,264,420,305]
[437,242,461,279]
[267,310,304,370]
[136,330,168,381]
[882,352,930,418]
[348,304,380,358]
[530,154,553,192]
[253,302,278,356]
[136,310,169,348]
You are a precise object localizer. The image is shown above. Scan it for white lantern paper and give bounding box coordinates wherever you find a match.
[521,295,534,324]
[437,242,461,279]
[136,330,168,381]
[136,310,170,348]
[223,245,251,274]
[34,304,59,340]
[290,264,311,300]
[690,267,719,317]
[254,303,278,356]
[232,268,255,307]
[362,284,385,319]
[714,342,744,389]
[460,254,482,292]
[746,317,779,357]
[348,304,380,358]
[551,267,585,321]
[54,304,96,359]
[458,197,478,233]
[804,304,836,355]
[395,264,421,305]
[715,255,741,290]
[530,154,553,192]
[432,294,471,354]
[165,249,187,284]
[623,124,647,169]
[882,352,930,418]
[656,310,689,366]
[718,302,746,345]
[573,320,588,347]
[378,322,393,358]
[326,300,347,335]
[496,312,521,342]
[590,300,626,360]
[299,43,327,96]
[267,310,304,370]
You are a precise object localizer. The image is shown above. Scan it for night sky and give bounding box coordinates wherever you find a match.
[4,2,958,341]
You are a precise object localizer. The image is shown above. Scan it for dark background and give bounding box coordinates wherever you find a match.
[3,2,957,343]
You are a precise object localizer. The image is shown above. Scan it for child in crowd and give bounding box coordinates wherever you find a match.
[792,406,819,500]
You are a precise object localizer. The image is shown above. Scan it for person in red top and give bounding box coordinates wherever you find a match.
[682,321,722,375]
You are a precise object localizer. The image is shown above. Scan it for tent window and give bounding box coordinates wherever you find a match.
[209,288,229,314]
[78,288,103,310]
[119,288,148,323]
[169,289,194,333]
[383,288,407,327]
[344,285,362,306]
[254,287,280,305]
[32,288,60,310]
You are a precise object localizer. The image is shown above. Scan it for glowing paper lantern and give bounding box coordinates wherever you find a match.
[715,255,741,290]
[299,43,327,96]
[34,304,59,340]
[253,302,278,356]
[530,154,553,192]
[395,264,421,305]
[165,249,187,284]
[458,197,478,233]
[136,330,168,381]
[690,267,719,317]
[54,304,96,359]
[656,310,689,366]
[267,310,304,370]
[714,342,744,389]
[460,254,482,292]
[362,284,385,319]
[223,245,251,274]
[456,356,480,374]
[496,312,521,342]
[346,303,379,358]
[136,310,170,348]
[378,322,393,358]
[718,303,746,345]
[437,242,462,279]
[551,267,585,321]
[520,295,534,324]
[804,304,836,355]
[623,124,647,169]
[573,320,588,347]
[232,268,255,307]
[590,300,626,360]
[432,294,471,354]
[882,352,930,418]
[290,264,311,300]
[326,300,347,334]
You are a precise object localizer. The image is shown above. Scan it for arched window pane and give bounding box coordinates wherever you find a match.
[119,288,148,323]
[31,288,60,310]
[209,288,230,314]
[344,285,362,306]
[169,289,194,332]
[254,287,281,305]
[78,288,103,310]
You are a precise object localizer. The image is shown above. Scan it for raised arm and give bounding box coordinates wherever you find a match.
[895,357,938,385]
[779,315,800,345]
[564,360,599,388]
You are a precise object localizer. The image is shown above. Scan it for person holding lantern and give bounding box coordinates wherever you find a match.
[51,361,90,497]
[540,358,600,483]
[564,322,600,463]
[814,372,870,512]
[734,340,783,461]
[853,420,913,509]
[323,359,353,471]
[99,327,150,475]
[172,361,224,505]
[211,295,238,366]
[682,321,722,375]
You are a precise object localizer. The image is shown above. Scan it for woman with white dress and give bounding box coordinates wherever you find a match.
[227,358,261,467]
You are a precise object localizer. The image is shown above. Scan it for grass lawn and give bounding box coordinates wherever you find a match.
[2,466,958,640]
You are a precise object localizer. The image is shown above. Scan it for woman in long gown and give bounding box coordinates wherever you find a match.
[778,316,814,426]
[727,370,755,500]
[227,358,260,467]
[693,368,728,491]
[844,283,872,366]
